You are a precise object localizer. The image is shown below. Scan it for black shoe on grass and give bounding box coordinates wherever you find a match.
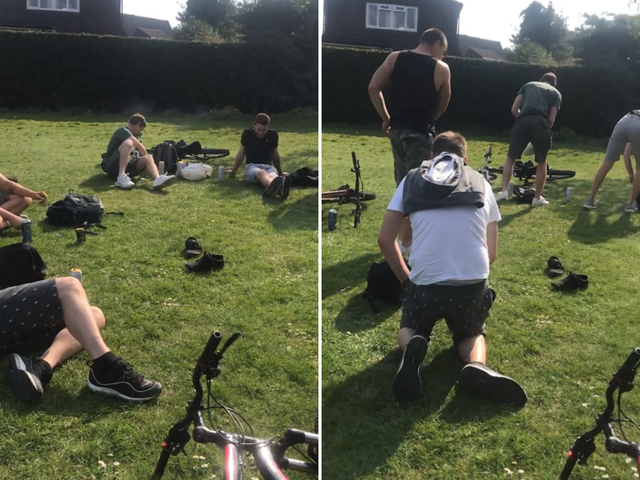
[87,357,162,402]
[280,175,292,200]
[393,335,428,402]
[185,252,224,273]
[263,176,284,198]
[6,354,53,403]
[184,237,203,259]
[551,272,588,292]
[547,256,565,278]
[459,361,528,406]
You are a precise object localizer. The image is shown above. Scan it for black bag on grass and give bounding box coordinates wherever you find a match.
[514,186,535,204]
[290,167,319,188]
[0,243,46,289]
[46,193,105,227]
[363,258,410,312]
[153,142,178,174]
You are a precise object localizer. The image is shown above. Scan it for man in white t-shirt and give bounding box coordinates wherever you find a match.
[378,131,527,406]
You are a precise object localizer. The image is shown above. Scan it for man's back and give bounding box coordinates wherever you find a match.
[518,81,562,120]
[102,126,133,159]
[388,51,439,133]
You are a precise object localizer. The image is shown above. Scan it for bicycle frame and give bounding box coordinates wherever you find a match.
[559,348,640,479]
[351,152,363,228]
[479,143,493,183]
[152,332,318,480]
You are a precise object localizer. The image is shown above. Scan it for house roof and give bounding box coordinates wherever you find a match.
[467,47,506,62]
[122,14,172,39]
[458,34,502,53]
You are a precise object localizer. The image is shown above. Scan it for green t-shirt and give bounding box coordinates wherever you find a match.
[517,81,562,120]
[102,126,136,159]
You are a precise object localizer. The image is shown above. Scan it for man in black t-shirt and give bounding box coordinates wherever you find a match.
[227,113,291,199]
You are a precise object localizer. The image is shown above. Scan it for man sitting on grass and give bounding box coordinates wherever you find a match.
[2,274,163,403]
[227,113,291,200]
[584,112,640,212]
[378,131,527,406]
[0,173,47,229]
[101,113,176,190]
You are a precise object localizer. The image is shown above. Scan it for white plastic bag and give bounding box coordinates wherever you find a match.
[180,163,213,181]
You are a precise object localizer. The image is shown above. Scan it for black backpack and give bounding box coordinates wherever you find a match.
[0,243,47,290]
[513,186,535,204]
[46,193,105,227]
[290,167,319,188]
[363,258,410,312]
[153,142,178,174]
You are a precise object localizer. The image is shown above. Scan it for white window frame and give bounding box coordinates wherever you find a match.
[27,0,80,13]
[366,3,418,32]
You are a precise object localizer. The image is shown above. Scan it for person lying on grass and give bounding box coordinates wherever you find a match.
[2,276,162,403]
[378,130,527,406]
[100,113,176,191]
[0,173,47,230]
[226,113,291,200]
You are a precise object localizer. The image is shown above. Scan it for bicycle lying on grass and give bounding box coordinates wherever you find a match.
[322,152,376,228]
[559,347,640,479]
[148,140,230,163]
[152,331,318,480]
[477,144,575,186]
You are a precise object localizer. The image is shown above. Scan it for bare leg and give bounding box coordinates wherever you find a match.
[54,277,110,361]
[39,307,106,368]
[397,327,418,350]
[1,195,32,215]
[587,161,614,201]
[118,141,135,177]
[501,156,516,192]
[0,207,24,228]
[630,159,640,202]
[255,170,276,189]
[137,155,160,180]
[534,161,547,199]
[457,335,486,364]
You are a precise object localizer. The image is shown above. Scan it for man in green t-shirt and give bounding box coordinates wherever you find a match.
[101,113,176,190]
[496,73,562,207]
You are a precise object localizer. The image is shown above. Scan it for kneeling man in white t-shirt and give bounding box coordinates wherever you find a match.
[378,131,527,406]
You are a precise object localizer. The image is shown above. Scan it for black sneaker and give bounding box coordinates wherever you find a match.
[6,354,53,403]
[551,272,589,292]
[87,357,162,402]
[263,176,284,198]
[546,256,565,278]
[459,361,528,406]
[280,175,292,200]
[185,252,225,273]
[393,335,428,402]
[184,237,203,259]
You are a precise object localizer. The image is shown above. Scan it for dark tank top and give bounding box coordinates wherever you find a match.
[389,51,439,133]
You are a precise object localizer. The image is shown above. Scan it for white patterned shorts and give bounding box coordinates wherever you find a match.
[0,279,65,354]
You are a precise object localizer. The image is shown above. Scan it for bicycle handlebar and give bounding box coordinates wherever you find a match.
[197,331,222,370]
[614,348,640,383]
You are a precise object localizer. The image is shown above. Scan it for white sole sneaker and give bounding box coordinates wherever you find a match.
[153,175,177,190]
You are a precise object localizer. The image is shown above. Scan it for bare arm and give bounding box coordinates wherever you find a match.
[271,148,283,175]
[547,106,558,129]
[511,95,524,118]
[433,61,451,122]
[0,173,47,204]
[624,143,634,182]
[368,53,396,133]
[129,136,148,156]
[227,146,246,176]
[486,221,498,265]
[377,210,411,284]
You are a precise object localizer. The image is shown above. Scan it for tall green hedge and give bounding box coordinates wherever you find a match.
[0,31,317,114]
[323,46,640,137]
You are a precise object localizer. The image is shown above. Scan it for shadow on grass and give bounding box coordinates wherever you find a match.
[322,253,380,300]
[323,346,512,479]
[265,191,318,231]
[332,293,398,333]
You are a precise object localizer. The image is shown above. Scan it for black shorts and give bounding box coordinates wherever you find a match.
[400,280,494,345]
[508,115,552,163]
[100,150,142,180]
[0,279,65,354]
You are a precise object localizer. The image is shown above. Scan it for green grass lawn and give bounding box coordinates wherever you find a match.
[322,124,640,480]
[0,109,318,480]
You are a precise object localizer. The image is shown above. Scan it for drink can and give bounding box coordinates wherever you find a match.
[566,187,572,202]
[218,166,225,182]
[75,227,86,243]
[328,209,338,231]
[507,182,514,197]
[158,161,165,175]
[21,218,32,244]
[70,268,83,283]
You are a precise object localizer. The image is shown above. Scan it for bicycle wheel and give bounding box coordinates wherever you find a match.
[547,169,576,181]
[201,148,230,156]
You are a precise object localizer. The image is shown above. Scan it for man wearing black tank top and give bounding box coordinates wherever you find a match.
[368,28,452,252]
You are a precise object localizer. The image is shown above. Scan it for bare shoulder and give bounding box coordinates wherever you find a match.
[435,59,450,72]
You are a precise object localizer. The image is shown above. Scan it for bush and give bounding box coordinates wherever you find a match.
[323,46,640,137]
[0,31,317,114]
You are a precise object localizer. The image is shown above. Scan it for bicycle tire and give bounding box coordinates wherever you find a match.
[547,169,576,180]
[321,191,376,203]
[201,148,230,155]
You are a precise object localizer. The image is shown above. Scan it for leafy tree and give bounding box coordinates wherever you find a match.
[173,16,225,43]
[512,1,570,58]
[505,38,557,65]
[573,14,640,67]
[177,0,239,39]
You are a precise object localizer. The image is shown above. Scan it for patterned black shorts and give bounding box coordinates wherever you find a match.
[400,280,494,345]
[0,279,65,354]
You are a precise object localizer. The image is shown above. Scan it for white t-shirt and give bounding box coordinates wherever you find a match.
[387,178,501,285]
